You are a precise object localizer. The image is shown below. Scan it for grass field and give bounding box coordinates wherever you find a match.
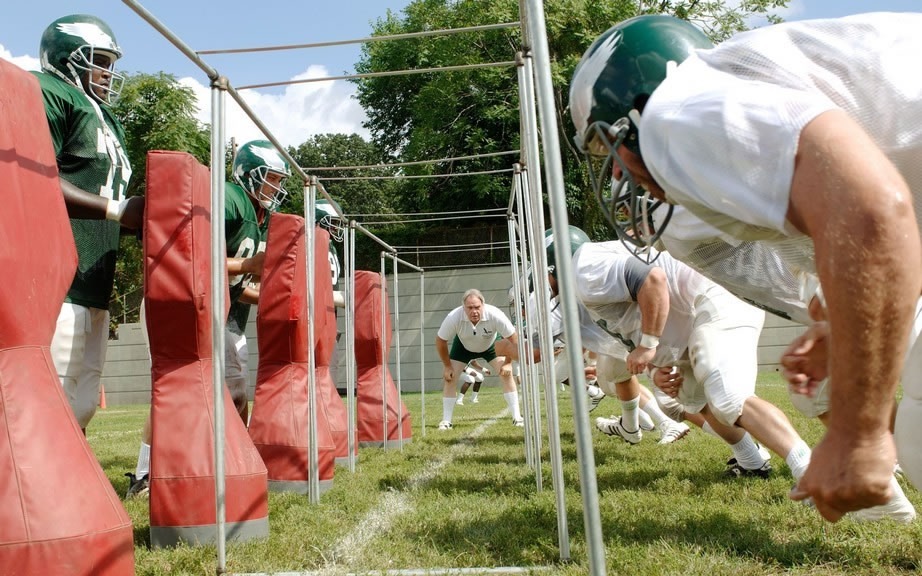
[87,372,922,575]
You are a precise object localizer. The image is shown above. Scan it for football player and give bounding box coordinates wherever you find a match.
[435,289,520,430]
[569,12,922,520]
[546,224,815,489]
[126,140,288,498]
[36,14,143,433]
[224,139,291,423]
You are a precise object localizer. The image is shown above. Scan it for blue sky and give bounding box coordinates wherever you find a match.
[3,1,919,147]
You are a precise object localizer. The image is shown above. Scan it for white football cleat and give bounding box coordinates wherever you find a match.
[595,416,641,445]
[657,420,690,445]
[849,476,916,523]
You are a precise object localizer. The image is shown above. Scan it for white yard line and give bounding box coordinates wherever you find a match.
[232,408,562,576]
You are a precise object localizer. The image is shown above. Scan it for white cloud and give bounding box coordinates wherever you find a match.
[0,44,367,150]
[180,64,369,149]
[0,45,40,71]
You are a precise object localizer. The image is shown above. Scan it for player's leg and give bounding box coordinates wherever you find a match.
[489,353,521,426]
[592,354,644,442]
[692,288,810,481]
[456,365,474,405]
[224,327,250,425]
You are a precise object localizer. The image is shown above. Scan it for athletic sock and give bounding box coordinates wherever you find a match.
[471,391,478,401]
[731,433,766,470]
[442,397,456,423]
[136,442,151,478]
[504,391,521,420]
[639,397,670,427]
[785,439,812,481]
[621,396,640,432]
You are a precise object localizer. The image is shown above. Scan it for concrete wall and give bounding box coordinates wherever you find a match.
[100,265,804,406]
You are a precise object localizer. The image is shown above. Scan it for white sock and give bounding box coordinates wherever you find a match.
[730,433,765,470]
[471,391,478,401]
[136,442,151,478]
[504,391,521,420]
[442,397,456,423]
[785,439,812,481]
[640,398,670,427]
[457,392,465,401]
[621,396,640,432]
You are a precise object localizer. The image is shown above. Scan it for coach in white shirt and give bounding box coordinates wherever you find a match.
[435,289,520,430]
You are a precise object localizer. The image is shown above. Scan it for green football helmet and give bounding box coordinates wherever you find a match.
[40,14,124,104]
[569,15,711,260]
[544,225,590,280]
[315,197,346,242]
[233,140,292,211]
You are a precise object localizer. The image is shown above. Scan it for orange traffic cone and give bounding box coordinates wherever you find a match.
[99,384,107,410]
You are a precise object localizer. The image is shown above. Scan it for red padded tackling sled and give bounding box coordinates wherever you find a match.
[145,151,268,547]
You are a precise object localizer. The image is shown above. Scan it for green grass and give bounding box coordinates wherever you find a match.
[87,372,922,575]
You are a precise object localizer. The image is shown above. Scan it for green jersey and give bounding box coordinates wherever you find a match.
[226,182,269,335]
[34,71,132,310]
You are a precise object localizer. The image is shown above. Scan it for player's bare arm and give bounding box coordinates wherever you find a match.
[227,251,266,277]
[59,178,144,229]
[628,266,668,374]
[786,109,921,520]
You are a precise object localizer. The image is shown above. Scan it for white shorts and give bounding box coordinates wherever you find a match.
[50,303,110,429]
[895,302,922,492]
[593,353,630,396]
[787,379,830,419]
[224,327,249,401]
[677,286,765,427]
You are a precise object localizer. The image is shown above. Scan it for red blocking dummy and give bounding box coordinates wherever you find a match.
[313,228,354,464]
[353,271,412,448]
[0,60,135,575]
[145,151,268,548]
[249,214,336,493]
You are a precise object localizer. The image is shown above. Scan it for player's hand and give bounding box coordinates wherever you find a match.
[781,321,829,397]
[790,425,894,522]
[627,345,656,375]
[442,366,454,384]
[245,251,266,276]
[652,366,683,398]
[584,365,598,381]
[119,196,145,230]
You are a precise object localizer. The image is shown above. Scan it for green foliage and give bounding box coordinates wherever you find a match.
[89,375,922,575]
[283,133,399,219]
[113,72,211,198]
[354,0,789,238]
[110,72,211,330]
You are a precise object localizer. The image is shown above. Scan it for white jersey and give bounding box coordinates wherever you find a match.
[437,303,515,354]
[547,296,629,360]
[642,12,922,252]
[573,241,709,366]
[655,205,815,325]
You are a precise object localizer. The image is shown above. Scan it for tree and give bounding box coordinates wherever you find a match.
[113,72,211,197]
[108,72,212,330]
[284,133,400,219]
[354,0,789,239]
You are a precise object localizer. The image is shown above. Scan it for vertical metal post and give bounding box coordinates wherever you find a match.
[380,254,388,448]
[346,223,357,471]
[524,0,606,572]
[392,254,404,449]
[419,270,426,436]
[306,178,320,503]
[209,79,228,573]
